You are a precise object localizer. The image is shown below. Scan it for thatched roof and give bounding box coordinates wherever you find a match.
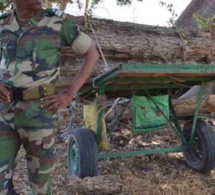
[175,0,215,29]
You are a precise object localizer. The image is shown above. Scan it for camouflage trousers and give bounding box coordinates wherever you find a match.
[0,100,56,195]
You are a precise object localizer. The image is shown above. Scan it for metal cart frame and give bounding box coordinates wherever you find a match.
[67,63,215,178]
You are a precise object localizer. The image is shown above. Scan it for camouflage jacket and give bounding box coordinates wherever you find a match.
[0,8,92,89]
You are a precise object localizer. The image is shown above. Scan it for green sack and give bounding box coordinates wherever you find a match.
[132,95,169,132]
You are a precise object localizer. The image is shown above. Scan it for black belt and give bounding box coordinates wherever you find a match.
[10,88,24,101]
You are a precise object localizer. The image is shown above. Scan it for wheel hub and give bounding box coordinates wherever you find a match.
[70,142,80,174]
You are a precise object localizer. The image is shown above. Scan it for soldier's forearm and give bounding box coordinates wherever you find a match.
[66,45,99,101]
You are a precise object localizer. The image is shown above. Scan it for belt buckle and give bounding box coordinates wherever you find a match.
[39,85,48,98]
[39,85,55,98]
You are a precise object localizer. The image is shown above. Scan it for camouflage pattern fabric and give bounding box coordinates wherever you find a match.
[0,8,93,195]
[0,8,92,89]
[0,100,55,195]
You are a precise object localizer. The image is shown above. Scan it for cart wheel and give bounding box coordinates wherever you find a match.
[67,128,98,178]
[183,120,215,173]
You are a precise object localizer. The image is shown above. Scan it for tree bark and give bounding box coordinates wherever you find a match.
[59,16,215,88]
[57,16,215,118]
[104,95,215,122]
[172,95,215,116]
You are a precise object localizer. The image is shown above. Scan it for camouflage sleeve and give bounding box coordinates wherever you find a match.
[61,19,92,55]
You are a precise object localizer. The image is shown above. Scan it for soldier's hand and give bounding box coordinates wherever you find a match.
[40,93,72,112]
[0,83,10,102]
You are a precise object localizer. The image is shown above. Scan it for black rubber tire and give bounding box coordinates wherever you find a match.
[67,128,98,178]
[183,120,215,173]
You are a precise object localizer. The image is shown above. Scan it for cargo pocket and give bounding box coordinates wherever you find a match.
[34,39,60,72]
[15,40,34,71]
[22,100,52,118]
[15,101,55,131]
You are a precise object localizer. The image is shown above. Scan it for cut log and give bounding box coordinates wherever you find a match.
[58,16,215,118]
[105,95,215,122]
[172,95,215,116]
[59,16,215,88]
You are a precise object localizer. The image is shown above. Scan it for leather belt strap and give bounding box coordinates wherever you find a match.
[10,84,56,101]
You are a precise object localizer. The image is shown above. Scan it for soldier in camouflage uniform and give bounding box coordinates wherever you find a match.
[0,0,99,194]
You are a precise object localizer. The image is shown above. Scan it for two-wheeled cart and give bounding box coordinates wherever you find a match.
[67,63,215,178]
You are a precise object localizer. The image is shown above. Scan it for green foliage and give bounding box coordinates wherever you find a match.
[0,0,11,12]
[159,1,177,26]
[116,0,132,6]
[159,1,177,17]
[112,0,143,6]
[192,13,215,31]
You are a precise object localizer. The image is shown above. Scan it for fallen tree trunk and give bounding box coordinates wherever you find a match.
[105,95,215,122]
[57,16,215,120]
[172,95,215,116]
[58,16,215,88]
